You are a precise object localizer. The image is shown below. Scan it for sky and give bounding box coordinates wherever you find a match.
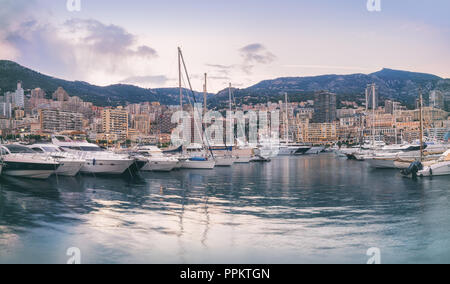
[0,0,449,92]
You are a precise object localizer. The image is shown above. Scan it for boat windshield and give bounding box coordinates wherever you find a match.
[42,146,62,153]
[4,145,36,154]
[61,145,103,152]
[80,146,103,152]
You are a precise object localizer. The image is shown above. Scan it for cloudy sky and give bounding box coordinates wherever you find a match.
[0,0,449,92]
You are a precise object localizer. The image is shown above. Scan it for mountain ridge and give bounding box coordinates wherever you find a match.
[1,60,449,110]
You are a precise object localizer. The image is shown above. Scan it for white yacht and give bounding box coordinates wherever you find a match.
[215,155,236,167]
[182,157,216,169]
[278,144,311,156]
[135,145,178,172]
[210,146,236,167]
[418,150,450,177]
[27,144,85,176]
[232,141,255,163]
[0,144,60,179]
[52,135,134,175]
[234,154,253,164]
[364,143,445,169]
[306,146,325,155]
[366,151,442,169]
[256,139,279,160]
[181,144,216,169]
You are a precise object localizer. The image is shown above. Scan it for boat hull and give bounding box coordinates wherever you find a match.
[55,160,85,176]
[215,156,236,167]
[80,159,134,175]
[278,147,298,156]
[367,158,396,169]
[3,170,55,179]
[141,160,178,172]
[2,160,59,179]
[419,162,450,177]
[181,160,216,169]
[234,156,252,163]
[306,146,325,155]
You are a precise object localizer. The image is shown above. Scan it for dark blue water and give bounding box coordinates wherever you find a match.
[0,154,449,264]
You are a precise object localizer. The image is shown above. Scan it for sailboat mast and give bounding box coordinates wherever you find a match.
[178,47,183,110]
[228,83,233,146]
[394,102,398,145]
[228,83,232,112]
[372,84,376,147]
[203,73,207,116]
[285,92,289,143]
[419,90,424,162]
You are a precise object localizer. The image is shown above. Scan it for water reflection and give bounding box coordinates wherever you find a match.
[1,154,450,263]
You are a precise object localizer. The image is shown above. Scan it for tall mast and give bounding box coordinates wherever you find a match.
[394,102,398,145]
[229,83,232,113]
[203,73,207,116]
[285,92,289,143]
[178,47,183,110]
[419,90,424,162]
[228,83,233,146]
[372,84,376,147]
[178,47,212,155]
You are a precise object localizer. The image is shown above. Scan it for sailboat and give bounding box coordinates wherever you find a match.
[214,83,236,166]
[414,92,450,177]
[226,87,255,163]
[177,47,216,169]
[278,93,312,156]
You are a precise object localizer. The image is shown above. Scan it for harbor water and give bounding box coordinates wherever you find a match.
[1,154,450,264]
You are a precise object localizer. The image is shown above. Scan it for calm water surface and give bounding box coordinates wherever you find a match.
[0,154,450,264]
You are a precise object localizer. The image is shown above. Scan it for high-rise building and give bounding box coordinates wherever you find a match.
[30,88,47,112]
[430,90,445,110]
[52,87,70,102]
[0,103,12,118]
[313,91,336,123]
[102,107,129,140]
[31,88,46,100]
[14,81,25,108]
[39,109,83,132]
[132,114,151,135]
[365,83,378,110]
[384,100,401,114]
[156,111,177,134]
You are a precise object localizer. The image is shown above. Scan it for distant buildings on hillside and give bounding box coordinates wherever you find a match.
[0,80,448,145]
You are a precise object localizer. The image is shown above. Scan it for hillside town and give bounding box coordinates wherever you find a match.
[1,80,449,146]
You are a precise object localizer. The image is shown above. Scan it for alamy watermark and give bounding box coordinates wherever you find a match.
[366,247,381,264]
[67,247,81,264]
[170,104,280,147]
[367,0,381,12]
[67,0,81,12]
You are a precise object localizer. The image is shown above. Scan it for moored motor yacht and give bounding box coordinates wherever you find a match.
[51,135,134,175]
[0,144,60,179]
[28,144,85,177]
[278,143,312,156]
[417,150,450,177]
[134,145,178,172]
[306,146,325,155]
[366,151,442,169]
